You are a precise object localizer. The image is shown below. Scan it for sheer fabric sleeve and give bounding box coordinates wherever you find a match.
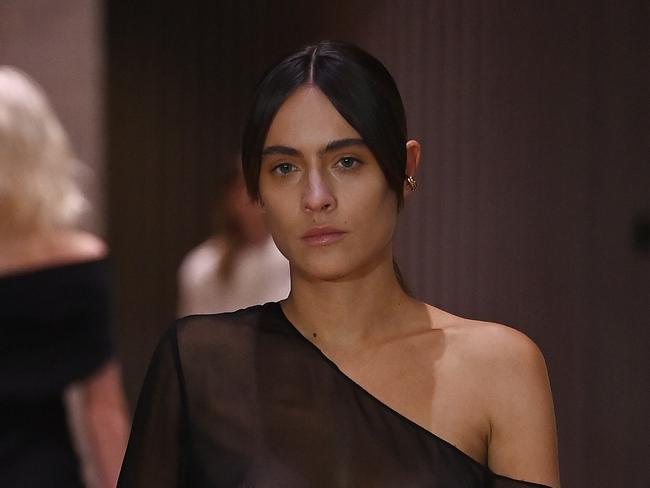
[117,325,188,487]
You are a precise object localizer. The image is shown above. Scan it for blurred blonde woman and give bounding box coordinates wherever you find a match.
[0,66,128,487]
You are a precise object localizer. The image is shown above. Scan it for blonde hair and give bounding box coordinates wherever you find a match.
[0,66,86,233]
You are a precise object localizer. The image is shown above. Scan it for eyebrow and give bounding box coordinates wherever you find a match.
[261,145,301,157]
[261,138,366,159]
[318,138,366,157]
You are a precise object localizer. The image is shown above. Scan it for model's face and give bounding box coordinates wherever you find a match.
[258,86,398,282]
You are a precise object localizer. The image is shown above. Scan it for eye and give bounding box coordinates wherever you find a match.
[336,157,360,170]
[271,162,297,175]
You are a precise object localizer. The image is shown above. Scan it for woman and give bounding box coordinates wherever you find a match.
[119,41,560,487]
[0,66,129,487]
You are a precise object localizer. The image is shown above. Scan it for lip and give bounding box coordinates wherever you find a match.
[301,226,347,246]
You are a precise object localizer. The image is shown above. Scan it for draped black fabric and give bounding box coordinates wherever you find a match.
[119,302,549,488]
[0,259,114,486]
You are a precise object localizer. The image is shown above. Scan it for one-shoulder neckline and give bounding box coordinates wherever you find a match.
[0,257,108,281]
[268,301,551,488]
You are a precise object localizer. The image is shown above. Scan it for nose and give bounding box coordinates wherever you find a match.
[302,169,336,213]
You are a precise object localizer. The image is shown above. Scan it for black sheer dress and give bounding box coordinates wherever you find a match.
[118,302,549,487]
[1,259,114,487]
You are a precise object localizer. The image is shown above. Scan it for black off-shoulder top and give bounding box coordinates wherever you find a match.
[0,259,114,486]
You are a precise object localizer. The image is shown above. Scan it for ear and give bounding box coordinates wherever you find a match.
[403,139,421,197]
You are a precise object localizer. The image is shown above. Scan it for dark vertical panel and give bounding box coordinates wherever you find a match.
[579,2,649,484]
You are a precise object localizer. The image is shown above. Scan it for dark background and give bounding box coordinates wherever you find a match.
[105,1,647,487]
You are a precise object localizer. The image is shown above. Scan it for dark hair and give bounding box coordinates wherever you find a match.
[241,40,408,208]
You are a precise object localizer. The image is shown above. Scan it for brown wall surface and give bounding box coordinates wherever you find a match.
[107,2,649,486]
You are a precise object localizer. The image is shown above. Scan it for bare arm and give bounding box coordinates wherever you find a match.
[485,327,560,487]
[65,360,130,488]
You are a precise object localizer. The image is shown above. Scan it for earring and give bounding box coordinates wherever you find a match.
[406,175,417,192]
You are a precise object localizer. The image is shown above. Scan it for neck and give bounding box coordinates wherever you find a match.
[282,254,415,351]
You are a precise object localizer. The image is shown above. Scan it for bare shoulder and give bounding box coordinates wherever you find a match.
[0,229,107,275]
[46,229,108,262]
[454,317,552,416]
[428,305,546,375]
[433,308,552,416]
[426,305,559,485]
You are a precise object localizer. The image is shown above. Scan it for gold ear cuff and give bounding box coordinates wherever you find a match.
[406,175,417,192]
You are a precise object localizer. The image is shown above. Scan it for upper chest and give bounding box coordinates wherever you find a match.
[184,327,494,487]
[182,318,494,470]
[323,329,491,464]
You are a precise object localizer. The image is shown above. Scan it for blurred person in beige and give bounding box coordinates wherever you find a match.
[0,66,129,487]
[177,168,290,316]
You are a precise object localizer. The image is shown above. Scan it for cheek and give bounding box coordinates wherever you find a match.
[344,177,398,228]
[332,188,398,267]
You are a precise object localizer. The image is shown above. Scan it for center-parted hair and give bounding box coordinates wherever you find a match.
[242,40,408,208]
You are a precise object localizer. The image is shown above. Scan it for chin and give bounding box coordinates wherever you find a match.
[292,255,357,283]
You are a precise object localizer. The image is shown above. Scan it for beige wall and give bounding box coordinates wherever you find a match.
[0,0,105,233]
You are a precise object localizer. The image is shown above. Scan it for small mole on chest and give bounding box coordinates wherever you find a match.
[312,332,317,338]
